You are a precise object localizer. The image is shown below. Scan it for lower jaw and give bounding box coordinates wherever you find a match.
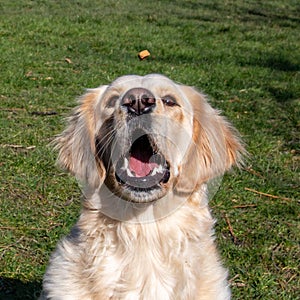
[116,174,162,190]
[114,182,167,203]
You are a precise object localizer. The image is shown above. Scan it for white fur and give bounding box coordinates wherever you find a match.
[41,74,243,299]
[41,192,230,300]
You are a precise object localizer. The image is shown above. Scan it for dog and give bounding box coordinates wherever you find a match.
[40,74,244,299]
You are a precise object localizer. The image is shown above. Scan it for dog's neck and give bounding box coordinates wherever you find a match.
[83,185,208,224]
[81,184,209,224]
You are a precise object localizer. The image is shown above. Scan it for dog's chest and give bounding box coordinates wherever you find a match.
[85,223,199,300]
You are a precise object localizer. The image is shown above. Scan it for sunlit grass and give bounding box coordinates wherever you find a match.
[0,0,299,298]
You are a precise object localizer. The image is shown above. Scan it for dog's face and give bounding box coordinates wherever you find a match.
[55,74,243,204]
[94,75,196,203]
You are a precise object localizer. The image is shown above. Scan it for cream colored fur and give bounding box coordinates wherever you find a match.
[41,74,243,300]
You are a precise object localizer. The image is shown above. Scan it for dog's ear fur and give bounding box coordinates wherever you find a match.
[53,86,108,187]
[176,85,244,194]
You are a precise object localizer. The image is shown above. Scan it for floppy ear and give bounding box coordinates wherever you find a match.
[53,86,108,187]
[176,85,244,194]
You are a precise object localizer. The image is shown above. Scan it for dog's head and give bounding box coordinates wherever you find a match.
[54,74,243,204]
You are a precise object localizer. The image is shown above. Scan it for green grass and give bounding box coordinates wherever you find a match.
[0,0,299,299]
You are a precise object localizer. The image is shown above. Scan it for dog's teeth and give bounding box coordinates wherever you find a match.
[120,157,165,178]
[120,158,129,171]
[119,158,134,177]
[151,165,164,176]
[126,168,134,177]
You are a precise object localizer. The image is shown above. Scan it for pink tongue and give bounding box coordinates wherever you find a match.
[129,156,157,177]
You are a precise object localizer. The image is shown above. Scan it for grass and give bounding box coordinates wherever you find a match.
[0,0,299,299]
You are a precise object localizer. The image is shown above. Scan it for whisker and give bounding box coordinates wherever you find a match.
[95,119,130,172]
[95,128,118,157]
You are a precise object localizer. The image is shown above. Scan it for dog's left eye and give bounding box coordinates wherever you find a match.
[162,96,178,107]
[106,95,119,108]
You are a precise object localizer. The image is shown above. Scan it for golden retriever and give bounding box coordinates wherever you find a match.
[40,74,243,300]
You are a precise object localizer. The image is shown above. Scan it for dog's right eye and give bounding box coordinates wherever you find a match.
[162,96,178,107]
[106,96,119,108]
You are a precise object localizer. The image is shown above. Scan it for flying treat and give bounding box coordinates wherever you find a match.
[138,50,150,60]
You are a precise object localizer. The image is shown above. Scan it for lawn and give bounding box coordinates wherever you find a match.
[0,0,299,299]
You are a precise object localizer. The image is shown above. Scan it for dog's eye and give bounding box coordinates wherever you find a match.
[162,96,178,107]
[107,95,119,108]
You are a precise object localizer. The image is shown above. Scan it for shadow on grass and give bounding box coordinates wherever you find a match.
[258,56,300,72]
[239,52,300,102]
[0,277,42,300]
[240,52,300,73]
[266,86,299,102]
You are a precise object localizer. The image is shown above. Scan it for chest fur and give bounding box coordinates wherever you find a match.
[80,218,205,300]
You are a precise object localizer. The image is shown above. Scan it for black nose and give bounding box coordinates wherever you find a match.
[121,88,156,115]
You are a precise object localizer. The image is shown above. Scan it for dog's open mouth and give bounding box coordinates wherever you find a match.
[115,134,170,191]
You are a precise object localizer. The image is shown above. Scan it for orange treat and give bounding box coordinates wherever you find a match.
[138,50,150,60]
